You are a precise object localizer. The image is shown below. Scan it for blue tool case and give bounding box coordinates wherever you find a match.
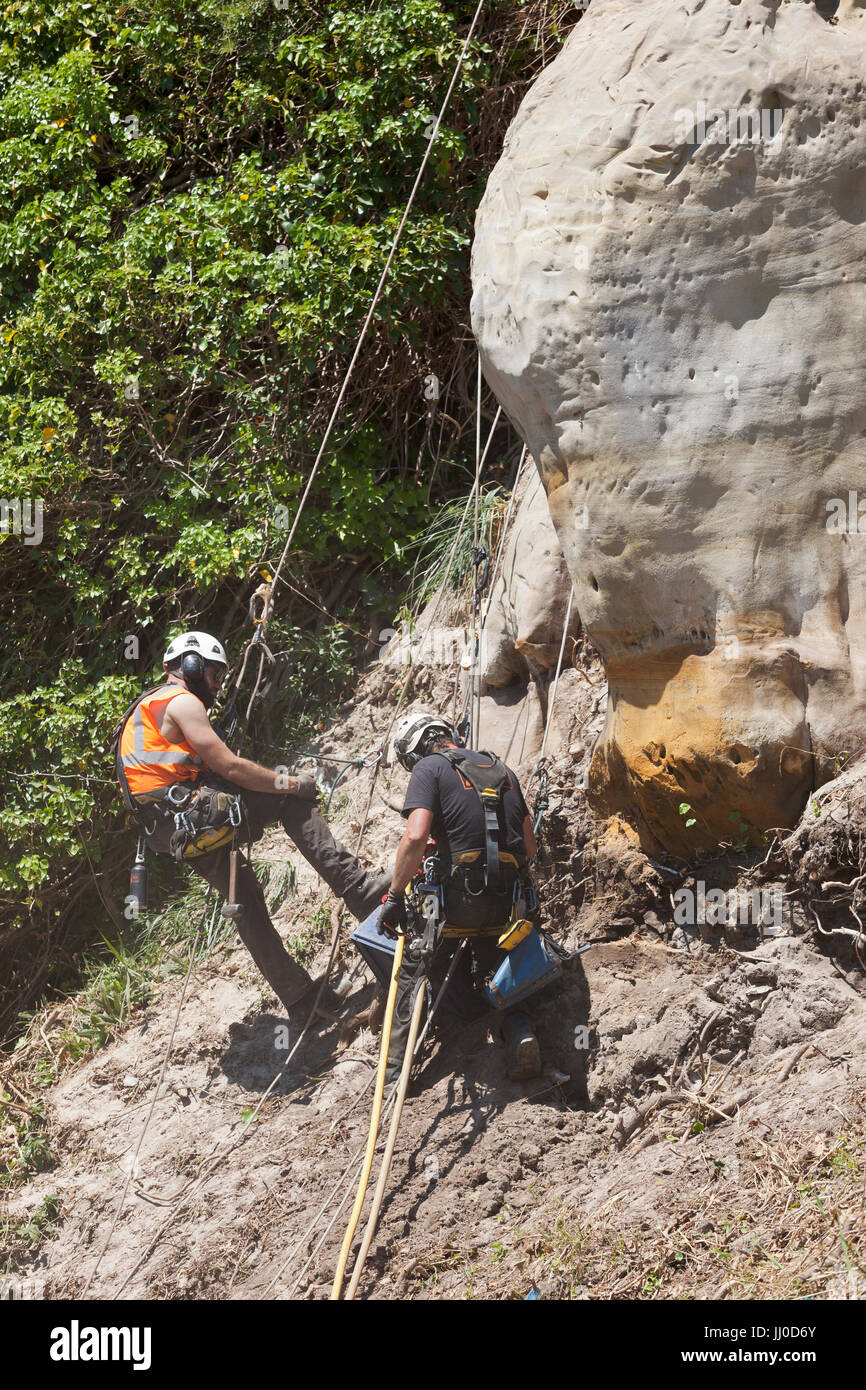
[484,928,564,1010]
[349,906,397,988]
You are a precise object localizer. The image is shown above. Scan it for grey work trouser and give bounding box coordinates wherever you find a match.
[386,929,515,1083]
[141,786,388,1014]
[385,866,534,1080]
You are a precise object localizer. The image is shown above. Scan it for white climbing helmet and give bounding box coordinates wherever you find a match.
[393,709,461,771]
[163,631,228,669]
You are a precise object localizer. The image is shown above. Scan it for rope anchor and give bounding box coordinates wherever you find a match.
[533,763,550,837]
[248,579,274,636]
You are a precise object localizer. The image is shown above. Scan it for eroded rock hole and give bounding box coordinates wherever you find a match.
[814,0,840,19]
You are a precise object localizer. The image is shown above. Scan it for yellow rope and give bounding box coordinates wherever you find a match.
[345,981,426,1300]
[331,932,405,1300]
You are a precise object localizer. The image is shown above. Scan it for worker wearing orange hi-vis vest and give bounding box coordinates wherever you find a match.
[112,632,389,1018]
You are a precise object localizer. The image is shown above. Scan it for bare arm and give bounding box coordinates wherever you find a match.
[170,693,301,795]
[389,807,433,895]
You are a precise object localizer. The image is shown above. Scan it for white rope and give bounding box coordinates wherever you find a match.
[267,0,488,600]
[473,357,484,746]
[480,445,526,638]
[263,943,467,1298]
[352,403,502,853]
[539,583,575,765]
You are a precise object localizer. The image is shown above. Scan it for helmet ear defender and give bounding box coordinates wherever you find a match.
[181,651,205,683]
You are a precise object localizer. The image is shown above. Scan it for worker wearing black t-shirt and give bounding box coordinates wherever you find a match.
[380,710,542,1083]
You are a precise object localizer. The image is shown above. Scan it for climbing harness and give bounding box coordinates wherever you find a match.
[165,783,243,862]
[437,747,513,892]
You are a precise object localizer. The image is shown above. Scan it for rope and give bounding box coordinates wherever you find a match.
[345,980,426,1299]
[454,443,526,742]
[331,932,405,1299]
[539,584,575,766]
[350,405,502,854]
[220,0,488,742]
[482,446,526,637]
[472,355,483,747]
[531,583,575,836]
[325,746,383,814]
[261,940,465,1298]
[264,0,488,609]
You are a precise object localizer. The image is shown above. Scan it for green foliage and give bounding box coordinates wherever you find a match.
[57,869,227,1058]
[288,899,338,968]
[0,0,579,1026]
[0,1,495,915]
[406,485,505,603]
[11,1192,62,1247]
[0,1098,52,1188]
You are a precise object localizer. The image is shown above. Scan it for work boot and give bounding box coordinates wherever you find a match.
[278,977,342,1021]
[501,1011,542,1082]
[343,871,391,922]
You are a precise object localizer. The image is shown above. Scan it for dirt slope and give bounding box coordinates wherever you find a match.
[4,662,866,1301]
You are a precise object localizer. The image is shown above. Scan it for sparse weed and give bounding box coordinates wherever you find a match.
[0,1099,52,1189]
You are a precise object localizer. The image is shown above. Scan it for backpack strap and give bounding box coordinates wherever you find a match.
[437,749,511,891]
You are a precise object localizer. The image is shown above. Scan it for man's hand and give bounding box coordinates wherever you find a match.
[377,889,407,939]
[292,773,319,801]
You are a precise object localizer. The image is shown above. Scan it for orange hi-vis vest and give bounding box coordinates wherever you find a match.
[118,686,202,800]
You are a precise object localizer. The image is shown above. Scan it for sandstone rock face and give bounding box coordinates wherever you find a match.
[481,465,580,690]
[471,0,866,853]
[379,464,601,774]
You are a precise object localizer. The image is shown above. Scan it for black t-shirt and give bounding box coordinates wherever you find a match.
[402,750,530,862]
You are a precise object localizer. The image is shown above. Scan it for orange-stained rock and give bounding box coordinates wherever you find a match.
[471,0,866,853]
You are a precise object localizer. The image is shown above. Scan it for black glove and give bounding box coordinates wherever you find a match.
[293,774,319,801]
[377,889,407,938]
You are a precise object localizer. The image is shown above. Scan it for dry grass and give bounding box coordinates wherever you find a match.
[416,1125,866,1301]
